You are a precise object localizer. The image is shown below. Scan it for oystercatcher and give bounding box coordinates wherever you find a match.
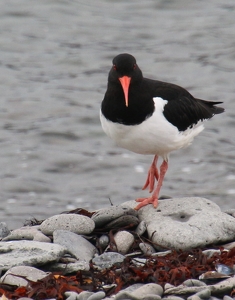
[100,53,224,210]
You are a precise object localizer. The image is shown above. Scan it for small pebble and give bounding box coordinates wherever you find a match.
[139,242,155,255]
[114,230,134,254]
[98,234,109,250]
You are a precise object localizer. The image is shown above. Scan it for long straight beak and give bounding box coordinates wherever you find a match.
[119,76,131,107]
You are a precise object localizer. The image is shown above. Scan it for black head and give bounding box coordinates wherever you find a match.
[108,53,143,106]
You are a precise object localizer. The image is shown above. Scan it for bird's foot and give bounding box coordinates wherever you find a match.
[134,196,158,210]
[142,157,159,193]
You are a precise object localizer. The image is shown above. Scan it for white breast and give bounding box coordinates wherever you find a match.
[100,97,204,160]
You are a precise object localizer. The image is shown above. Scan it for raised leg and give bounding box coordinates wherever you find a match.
[142,155,159,193]
[135,160,168,210]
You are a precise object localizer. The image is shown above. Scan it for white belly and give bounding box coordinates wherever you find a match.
[100,97,204,159]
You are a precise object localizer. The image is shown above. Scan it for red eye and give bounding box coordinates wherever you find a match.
[113,65,117,70]
[133,64,137,70]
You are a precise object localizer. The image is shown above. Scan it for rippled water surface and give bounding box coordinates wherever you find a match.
[0,0,235,229]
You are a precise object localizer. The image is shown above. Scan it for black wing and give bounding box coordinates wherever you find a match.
[146,79,224,131]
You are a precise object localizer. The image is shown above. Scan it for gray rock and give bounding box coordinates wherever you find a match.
[47,261,90,273]
[139,242,156,255]
[0,240,66,271]
[0,266,49,286]
[165,276,235,296]
[183,279,207,287]
[116,283,163,300]
[162,297,185,300]
[2,226,51,243]
[105,215,139,230]
[223,296,234,300]
[135,220,147,236]
[53,230,98,261]
[98,235,109,250]
[87,291,106,300]
[187,296,201,300]
[92,252,125,270]
[0,222,10,239]
[187,288,211,300]
[40,214,95,235]
[114,230,134,254]
[91,206,137,227]
[123,198,235,250]
[64,291,80,300]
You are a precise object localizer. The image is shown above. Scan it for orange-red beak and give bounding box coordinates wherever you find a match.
[119,76,131,107]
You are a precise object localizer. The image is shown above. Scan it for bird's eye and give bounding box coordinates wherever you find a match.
[133,64,137,70]
[113,65,117,70]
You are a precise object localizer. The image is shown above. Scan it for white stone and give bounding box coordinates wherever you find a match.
[0,266,49,286]
[123,198,235,250]
[114,230,134,254]
[40,214,95,235]
[0,241,66,271]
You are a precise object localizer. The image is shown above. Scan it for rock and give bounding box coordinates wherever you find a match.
[98,235,109,250]
[2,226,51,243]
[123,198,235,250]
[183,279,207,287]
[114,230,134,254]
[135,220,147,236]
[0,222,10,239]
[162,297,185,300]
[40,214,95,235]
[47,261,90,273]
[139,242,156,255]
[92,252,125,270]
[91,206,137,228]
[116,283,163,299]
[104,215,139,230]
[0,266,49,286]
[189,288,211,299]
[53,230,98,261]
[0,241,66,271]
[65,291,106,300]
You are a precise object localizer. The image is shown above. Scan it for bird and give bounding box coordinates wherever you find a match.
[100,53,224,210]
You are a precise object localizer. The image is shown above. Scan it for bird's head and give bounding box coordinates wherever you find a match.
[108,53,142,107]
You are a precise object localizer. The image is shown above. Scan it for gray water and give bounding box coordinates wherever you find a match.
[0,0,234,229]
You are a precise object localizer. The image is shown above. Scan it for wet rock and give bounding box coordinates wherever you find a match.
[123,198,235,250]
[53,230,98,261]
[199,271,230,282]
[91,206,137,228]
[222,241,235,250]
[0,241,66,271]
[114,230,134,254]
[92,252,125,270]
[2,226,51,243]
[215,264,234,275]
[40,214,95,235]
[0,266,49,286]
[135,220,147,236]
[0,222,10,239]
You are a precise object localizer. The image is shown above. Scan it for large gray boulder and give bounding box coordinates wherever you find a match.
[123,197,235,250]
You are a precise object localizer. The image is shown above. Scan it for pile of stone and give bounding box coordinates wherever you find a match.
[0,197,235,300]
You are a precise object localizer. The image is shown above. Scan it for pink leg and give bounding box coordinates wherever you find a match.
[135,160,168,210]
[142,155,159,193]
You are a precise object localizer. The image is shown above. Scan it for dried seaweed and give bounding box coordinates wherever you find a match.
[0,247,235,299]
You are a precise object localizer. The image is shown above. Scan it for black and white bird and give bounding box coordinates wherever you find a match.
[100,53,224,210]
